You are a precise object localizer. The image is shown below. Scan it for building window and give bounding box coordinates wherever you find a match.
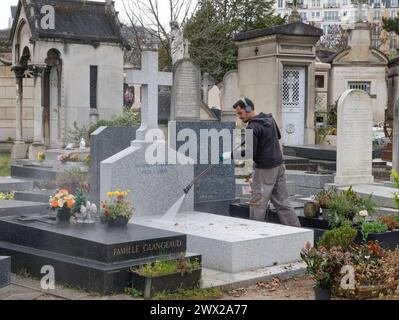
[374,10,381,20]
[343,0,348,5]
[278,0,283,8]
[315,75,325,89]
[392,0,398,7]
[391,10,398,17]
[324,11,339,21]
[90,66,98,109]
[300,12,307,20]
[348,82,371,94]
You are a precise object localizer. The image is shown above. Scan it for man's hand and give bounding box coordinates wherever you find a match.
[219,152,232,162]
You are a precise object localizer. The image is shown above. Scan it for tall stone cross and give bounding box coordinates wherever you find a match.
[126,51,172,142]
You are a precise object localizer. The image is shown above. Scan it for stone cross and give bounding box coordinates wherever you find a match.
[183,39,191,59]
[126,51,172,142]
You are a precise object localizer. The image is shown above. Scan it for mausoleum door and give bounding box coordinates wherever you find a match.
[281,66,306,145]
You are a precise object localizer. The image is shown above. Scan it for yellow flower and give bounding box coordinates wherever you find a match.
[122,191,128,197]
[114,191,121,197]
[107,192,113,198]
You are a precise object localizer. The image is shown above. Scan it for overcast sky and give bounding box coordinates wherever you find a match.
[0,0,194,30]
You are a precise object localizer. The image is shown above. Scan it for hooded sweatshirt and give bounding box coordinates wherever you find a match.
[245,113,284,169]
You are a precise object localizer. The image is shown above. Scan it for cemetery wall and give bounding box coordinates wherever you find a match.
[0,64,34,142]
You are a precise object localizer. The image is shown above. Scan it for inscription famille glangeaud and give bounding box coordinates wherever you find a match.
[113,239,183,257]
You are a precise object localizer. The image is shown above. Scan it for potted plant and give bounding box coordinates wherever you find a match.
[101,190,133,226]
[131,255,202,299]
[304,196,321,218]
[356,217,399,250]
[49,189,76,222]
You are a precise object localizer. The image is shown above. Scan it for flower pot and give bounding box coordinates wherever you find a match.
[132,268,202,299]
[106,216,129,227]
[314,287,331,300]
[304,203,320,218]
[56,208,71,223]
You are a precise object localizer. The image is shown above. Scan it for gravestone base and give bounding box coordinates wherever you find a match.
[0,215,199,294]
[11,142,28,160]
[0,256,11,288]
[133,212,313,273]
[334,175,374,186]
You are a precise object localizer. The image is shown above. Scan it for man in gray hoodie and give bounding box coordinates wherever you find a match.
[222,98,300,227]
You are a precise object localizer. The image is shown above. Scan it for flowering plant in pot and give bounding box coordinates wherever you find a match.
[49,189,76,222]
[101,190,133,226]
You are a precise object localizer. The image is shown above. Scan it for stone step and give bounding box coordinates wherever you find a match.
[133,213,313,273]
[0,200,49,217]
[295,186,324,197]
[0,177,34,193]
[235,179,296,197]
[14,190,56,203]
[11,162,87,181]
[286,170,335,189]
[45,149,90,161]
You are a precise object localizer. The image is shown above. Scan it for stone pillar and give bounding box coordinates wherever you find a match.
[29,66,46,160]
[11,66,28,159]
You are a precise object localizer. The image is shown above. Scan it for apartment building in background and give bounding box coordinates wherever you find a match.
[273,0,399,51]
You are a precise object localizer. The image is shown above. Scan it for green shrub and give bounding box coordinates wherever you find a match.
[132,256,201,277]
[361,221,389,241]
[392,170,399,189]
[325,187,377,228]
[317,222,357,250]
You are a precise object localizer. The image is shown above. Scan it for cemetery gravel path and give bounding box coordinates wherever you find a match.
[2,274,399,300]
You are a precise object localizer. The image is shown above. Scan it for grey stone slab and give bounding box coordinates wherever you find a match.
[283,144,337,161]
[89,126,137,207]
[14,190,55,203]
[134,212,313,273]
[286,170,335,189]
[0,256,10,288]
[0,200,49,217]
[295,186,324,197]
[170,121,236,203]
[0,178,34,193]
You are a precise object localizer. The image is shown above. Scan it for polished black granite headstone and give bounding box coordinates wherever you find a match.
[0,216,198,294]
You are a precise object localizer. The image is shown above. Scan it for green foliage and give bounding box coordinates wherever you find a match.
[383,16,399,34]
[151,288,223,300]
[317,222,357,250]
[0,155,11,177]
[0,192,14,200]
[184,0,286,83]
[361,221,389,242]
[325,187,377,228]
[132,256,201,277]
[73,188,88,214]
[124,287,144,299]
[88,108,141,136]
[391,170,399,189]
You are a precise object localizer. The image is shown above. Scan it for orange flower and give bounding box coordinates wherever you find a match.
[51,200,59,208]
[66,198,75,209]
[59,189,69,195]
